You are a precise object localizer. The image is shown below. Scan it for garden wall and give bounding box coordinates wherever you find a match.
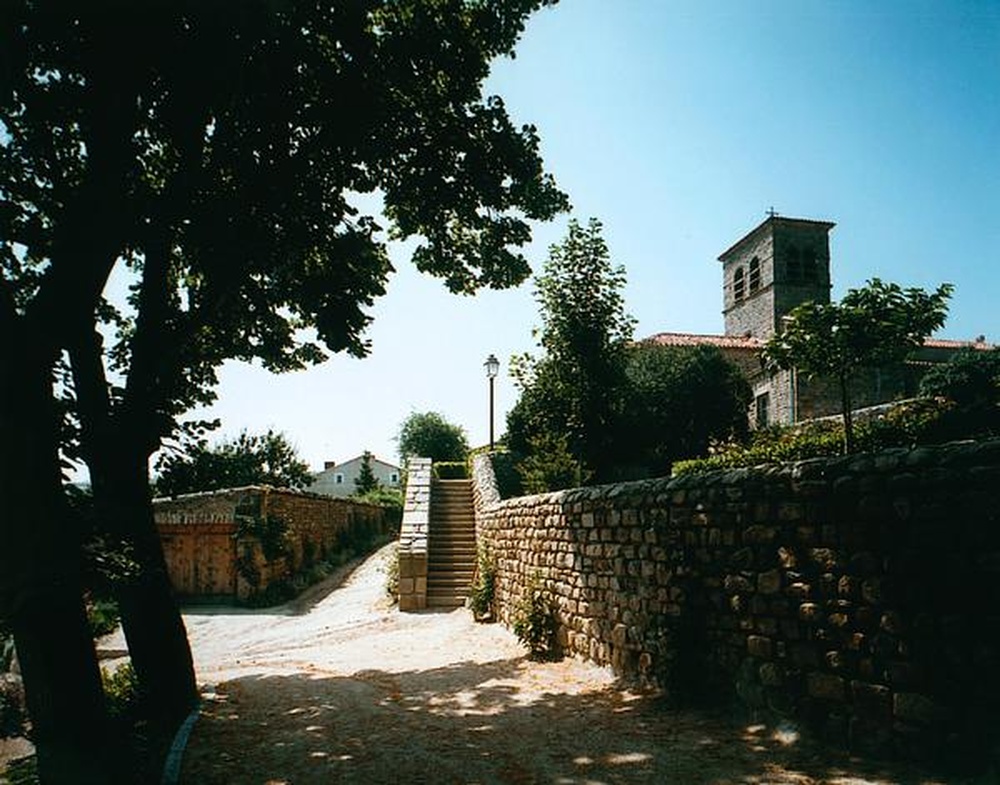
[471,440,1000,765]
[155,486,392,600]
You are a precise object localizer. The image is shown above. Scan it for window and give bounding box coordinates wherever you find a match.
[748,257,761,294]
[786,247,801,282]
[335,473,344,484]
[390,473,399,484]
[755,392,770,428]
[733,267,746,301]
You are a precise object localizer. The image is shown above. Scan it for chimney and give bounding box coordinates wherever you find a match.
[324,461,336,470]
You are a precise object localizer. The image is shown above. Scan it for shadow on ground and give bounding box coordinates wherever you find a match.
[179,655,969,785]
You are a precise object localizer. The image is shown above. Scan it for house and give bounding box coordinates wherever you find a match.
[642,214,991,428]
[309,453,402,498]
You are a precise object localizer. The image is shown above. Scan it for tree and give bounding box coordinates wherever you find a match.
[618,343,751,476]
[155,430,312,497]
[762,278,953,453]
[1,3,567,779]
[919,347,1000,436]
[397,412,470,464]
[507,218,635,485]
[353,451,381,495]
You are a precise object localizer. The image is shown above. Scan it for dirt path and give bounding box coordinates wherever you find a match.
[171,543,965,785]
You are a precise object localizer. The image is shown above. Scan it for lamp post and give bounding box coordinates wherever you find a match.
[484,353,499,451]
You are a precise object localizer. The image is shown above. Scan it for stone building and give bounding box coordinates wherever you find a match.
[644,214,989,427]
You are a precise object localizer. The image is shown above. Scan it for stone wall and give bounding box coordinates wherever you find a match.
[155,486,391,600]
[398,458,431,611]
[471,441,1000,764]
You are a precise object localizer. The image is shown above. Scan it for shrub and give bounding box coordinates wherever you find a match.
[673,397,960,475]
[516,432,591,493]
[102,662,140,719]
[86,596,121,638]
[468,546,497,622]
[511,574,557,659]
[433,461,468,480]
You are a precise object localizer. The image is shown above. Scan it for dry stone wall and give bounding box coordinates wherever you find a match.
[471,441,1000,765]
[155,486,391,600]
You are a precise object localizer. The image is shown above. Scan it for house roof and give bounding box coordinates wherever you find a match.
[922,337,993,350]
[319,454,401,473]
[717,215,836,263]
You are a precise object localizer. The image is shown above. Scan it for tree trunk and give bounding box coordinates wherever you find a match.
[106,458,199,731]
[11,585,119,784]
[70,329,198,731]
[0,348,121,784]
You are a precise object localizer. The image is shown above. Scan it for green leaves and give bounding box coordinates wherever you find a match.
[155,429,312,497]
[763,279,953,381]
[507,218,634,486]
[762,278,953,452]
[397,411,469,464]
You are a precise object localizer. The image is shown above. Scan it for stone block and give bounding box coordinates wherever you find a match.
[851,681,892,721]
[747,635,773,659]
[758,569,782,595]
[893,692,951,725]
[807,672,846,701]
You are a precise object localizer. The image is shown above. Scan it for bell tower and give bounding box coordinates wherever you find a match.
[718,214,834,339]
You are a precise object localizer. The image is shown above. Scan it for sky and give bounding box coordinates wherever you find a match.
[158,0,1000,473]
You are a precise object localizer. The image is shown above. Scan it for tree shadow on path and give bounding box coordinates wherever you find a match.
[179,655,965,785]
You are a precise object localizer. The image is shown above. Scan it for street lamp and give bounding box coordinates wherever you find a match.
[484,353,500,451]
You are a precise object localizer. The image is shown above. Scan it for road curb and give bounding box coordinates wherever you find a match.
[160,700,201,785]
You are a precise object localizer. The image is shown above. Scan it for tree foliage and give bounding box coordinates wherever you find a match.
[507,218,634,486]
[353,451,380,495]
[155,430,312,496]
[1,3,566,772]
[919,346,1000,436]
[618,343,752,477]
[920,347,1000,412]
[397,411,470,464]
[762,278,953,453]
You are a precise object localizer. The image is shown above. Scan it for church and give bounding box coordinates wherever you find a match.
[642,214,989,428]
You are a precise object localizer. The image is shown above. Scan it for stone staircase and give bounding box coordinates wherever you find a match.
[426,478,476,608]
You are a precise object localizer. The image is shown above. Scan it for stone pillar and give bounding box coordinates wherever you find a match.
[398,457,431,611]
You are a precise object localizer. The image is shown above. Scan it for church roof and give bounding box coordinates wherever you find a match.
[717,215,836,263]
[641,332,763,350]
[642,332,993,353]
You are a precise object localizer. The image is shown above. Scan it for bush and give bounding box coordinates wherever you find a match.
[672,397,959,475]
[353,486,404,531]
[516,432,591,493]
[86,597,121,638]
[433,461,468,479]
[468,546,496,622]
[511,574,557,659]
[102,662,140,719]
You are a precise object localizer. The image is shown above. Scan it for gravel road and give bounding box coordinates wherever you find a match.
[166,543,959,785]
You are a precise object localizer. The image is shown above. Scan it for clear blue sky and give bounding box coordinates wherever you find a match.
[176,0,1000,473]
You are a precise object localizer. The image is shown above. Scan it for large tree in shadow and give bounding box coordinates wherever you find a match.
[0,2,567,781]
